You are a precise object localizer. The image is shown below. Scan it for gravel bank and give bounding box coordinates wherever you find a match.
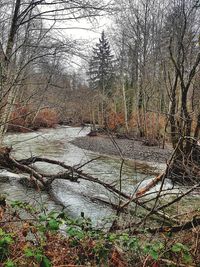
[71,135,172,164]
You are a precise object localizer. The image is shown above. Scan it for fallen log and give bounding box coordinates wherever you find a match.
[135,173,164,197]
[18,156,132,199]
[0,147,178,224]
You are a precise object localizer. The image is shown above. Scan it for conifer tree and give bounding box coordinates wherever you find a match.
[88,31,114,95]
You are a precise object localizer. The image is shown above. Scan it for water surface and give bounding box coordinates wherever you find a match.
[1,126,157,225]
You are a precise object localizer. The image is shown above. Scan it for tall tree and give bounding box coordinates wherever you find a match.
[88,31,115,96]
[88,31,115,127]
[162,0,200,184]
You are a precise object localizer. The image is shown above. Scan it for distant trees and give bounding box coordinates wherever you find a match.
[109,0,167,138]
[0,0,108,142]
[104,0,200,145]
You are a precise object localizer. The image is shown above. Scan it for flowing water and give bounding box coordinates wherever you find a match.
[0,126,166,226]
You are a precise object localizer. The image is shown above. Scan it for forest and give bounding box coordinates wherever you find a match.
[0,0,200,266]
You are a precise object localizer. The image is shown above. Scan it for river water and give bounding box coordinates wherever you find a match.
[0,126,165,226]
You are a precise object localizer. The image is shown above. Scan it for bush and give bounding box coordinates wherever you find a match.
[8,105,59,132]
[129,111,167,140]
[0,202,128,267]
[32,108,59,129]
[107,112,125,131]
[8,105,31,132]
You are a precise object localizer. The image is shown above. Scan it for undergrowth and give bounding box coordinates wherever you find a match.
[0,199,199,266]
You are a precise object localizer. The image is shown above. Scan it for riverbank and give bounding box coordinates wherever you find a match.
[71,134,173,164]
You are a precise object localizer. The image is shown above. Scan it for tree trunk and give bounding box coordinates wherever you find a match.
[0,0,21,143]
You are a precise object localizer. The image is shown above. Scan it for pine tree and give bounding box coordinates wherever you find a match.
[88,31,114,95]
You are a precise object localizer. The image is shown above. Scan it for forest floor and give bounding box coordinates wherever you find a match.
[71,134,173,164]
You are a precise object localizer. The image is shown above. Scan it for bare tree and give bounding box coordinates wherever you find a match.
[112,0,167,138]
[0,0,108,142]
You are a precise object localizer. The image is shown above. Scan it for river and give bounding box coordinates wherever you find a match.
[0,126,169,226]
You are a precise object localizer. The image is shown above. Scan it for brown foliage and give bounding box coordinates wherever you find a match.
[107,112,125,131]
[130,112,167,139]
[105,111,167,143]
[8,105,59,132]
[110,248,128,267]
[8,104,31,132]
[32,108,59,129]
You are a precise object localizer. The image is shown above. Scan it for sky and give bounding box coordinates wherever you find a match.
[40,1,112,43]
[40,2,112,74]
[49,17,111,44]
[52,18,112,73]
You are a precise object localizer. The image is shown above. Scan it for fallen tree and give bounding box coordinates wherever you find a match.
[0,146,178,225]
[1,143,200,233]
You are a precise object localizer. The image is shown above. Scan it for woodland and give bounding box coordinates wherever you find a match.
[0,0,200,266]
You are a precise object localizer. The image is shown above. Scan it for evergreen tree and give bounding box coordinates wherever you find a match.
[88,31,115,95]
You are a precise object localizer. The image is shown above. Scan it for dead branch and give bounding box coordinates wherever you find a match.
[134,137,187,200]
[9,155,45,186]
[18,156,132,199]
[135,173,164,198]
[155,180,200,212]
[113,216,200,235]
[0,151,176,224]
[21,157,178,221]
[148,216,200,234]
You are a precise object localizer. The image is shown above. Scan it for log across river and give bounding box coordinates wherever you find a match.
[0,126,181,226]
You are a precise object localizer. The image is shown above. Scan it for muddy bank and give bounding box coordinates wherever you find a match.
[71,135,172,164]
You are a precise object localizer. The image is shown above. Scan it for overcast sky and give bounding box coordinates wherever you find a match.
[40,2,113,74]
[50,16,111,44]
[52,16,112,73]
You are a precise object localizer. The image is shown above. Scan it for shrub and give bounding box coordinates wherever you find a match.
[8,105,59,132]
[8,104,31,132]
[1,202,128,267]
[32,108,59,129]
[107,112,125,131]
[0,201,198,267]
[129,111,167,140]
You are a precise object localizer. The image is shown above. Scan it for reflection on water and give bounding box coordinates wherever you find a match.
[1,126,155,225]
